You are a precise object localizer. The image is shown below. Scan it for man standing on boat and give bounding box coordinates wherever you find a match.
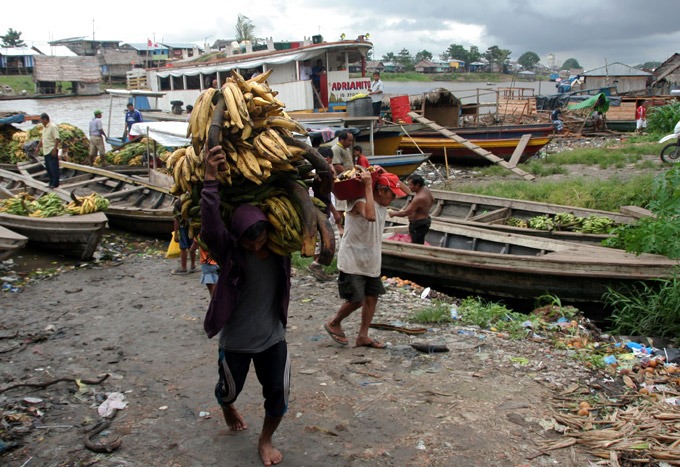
[36,113,61,189]
[388,174,434,244]
[124,103,143,141]
[368,72,384,118]
[88,110,107,166]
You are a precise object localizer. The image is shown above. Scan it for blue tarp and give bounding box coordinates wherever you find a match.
[0,114,25,125]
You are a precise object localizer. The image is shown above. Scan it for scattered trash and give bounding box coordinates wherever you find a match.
[415,439,426,450]
[603,355,617,365]
[199,411,211,418]
[410,343,449,353]
[97,392,127,418]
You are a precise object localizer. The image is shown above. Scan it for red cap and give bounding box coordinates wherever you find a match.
[376,172,407,197]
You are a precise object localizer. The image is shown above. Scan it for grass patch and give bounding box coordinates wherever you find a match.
[410,300,453,324]
[457,174,656,211]
[604,275,680,339]
[0,75,35,93]
[290,252,337,274]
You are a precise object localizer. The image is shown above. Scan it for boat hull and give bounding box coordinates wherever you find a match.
[389,189,641,246]
[398,136,551,164]
[366,153,431,177]
[408,123,555,140]
[381,222,677,303]
[0,211,107,260]
[0,225,28,261]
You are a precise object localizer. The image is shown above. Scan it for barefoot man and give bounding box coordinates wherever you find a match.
[388,174,434,244]
[201,145,291,466]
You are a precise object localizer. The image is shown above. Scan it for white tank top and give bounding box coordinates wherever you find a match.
[337,198,386,277]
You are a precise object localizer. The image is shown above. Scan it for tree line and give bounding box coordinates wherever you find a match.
[380,43,582,73]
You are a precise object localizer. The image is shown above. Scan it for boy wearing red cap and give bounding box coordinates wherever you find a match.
[324,170,406,348]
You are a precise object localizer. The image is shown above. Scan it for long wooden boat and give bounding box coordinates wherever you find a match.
[407,123,555,140]
[367,153,431,177]
[0,170,108,260]
[398,135,552,164]
[381,221,677,303]
[17,162,174,236]
[0,225,28,261]
[356,131,402,156]
[389,189,644,245]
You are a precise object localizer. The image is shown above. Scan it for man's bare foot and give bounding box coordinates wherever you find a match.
[258,438,283,466]
[221,405,248,431]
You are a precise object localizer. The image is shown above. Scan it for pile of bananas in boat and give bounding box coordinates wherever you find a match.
[506,213,618,234]
[163,70,335,263]
[65,192,110,215]
[0,192,108,217]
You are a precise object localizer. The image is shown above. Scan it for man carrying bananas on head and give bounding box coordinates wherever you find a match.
[201,145,291,467]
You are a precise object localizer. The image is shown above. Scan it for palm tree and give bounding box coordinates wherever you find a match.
[235,14,256,42]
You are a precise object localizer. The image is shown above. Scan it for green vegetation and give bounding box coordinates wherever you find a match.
[0,75,35,93]
[291,252,337,274]
[457,175,654,212]
[410,300,452,324]
[604,165,680,258]
[604,274,680,339]
[647,101,680,134]
[457,297,538,339]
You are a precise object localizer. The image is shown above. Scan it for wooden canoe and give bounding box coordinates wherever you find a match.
[366,153,431,177]
[389,189,646,246]
[17,161,175,236]
[0,170,108,260]
[398,135,551,164]
[381,221,677,303]
[0,225,28,261]
[406,123,555,140]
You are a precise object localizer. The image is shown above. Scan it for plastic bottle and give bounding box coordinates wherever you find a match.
[449,304,459,320]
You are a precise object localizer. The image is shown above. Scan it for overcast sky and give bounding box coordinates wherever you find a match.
[3,0,678,70]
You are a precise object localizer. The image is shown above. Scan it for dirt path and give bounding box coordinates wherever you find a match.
[1,250,598,466]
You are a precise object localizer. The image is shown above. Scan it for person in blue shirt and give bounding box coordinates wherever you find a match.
[124,103,143,141]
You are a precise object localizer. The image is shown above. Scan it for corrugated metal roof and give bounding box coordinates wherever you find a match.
[30,42,77,57]
[583,62,652,77]
[161,42,201,50]
[123,43,169,51]
[33,56,101,83]
[0,47,40,57]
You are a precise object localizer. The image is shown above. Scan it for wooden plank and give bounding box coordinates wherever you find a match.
[407,112,535,181]
[59,176,109,190]
[59,161,169,194]
[469,207,511,223]
[507,134,532,168]
[619,205,654,219]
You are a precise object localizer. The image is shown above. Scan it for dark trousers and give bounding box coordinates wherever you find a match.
[44,154,60,187]
[409,217,431,244]
[215,340,290,418]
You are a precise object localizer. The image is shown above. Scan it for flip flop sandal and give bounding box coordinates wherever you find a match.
[324,323,348,345]
[171,269,188,275]
[355,339,386,349]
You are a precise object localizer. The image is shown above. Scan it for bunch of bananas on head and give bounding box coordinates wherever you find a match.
[163,70,335,262]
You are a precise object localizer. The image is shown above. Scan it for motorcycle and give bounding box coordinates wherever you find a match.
[659,120,680,163]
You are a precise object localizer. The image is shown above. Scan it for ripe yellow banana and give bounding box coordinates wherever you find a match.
[222,85,243,130]
[265,116,307,135]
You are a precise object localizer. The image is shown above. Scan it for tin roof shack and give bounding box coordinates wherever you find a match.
[161,43,201,61]
[582,62,652,95]
[414,60,450,74]
[49,37,121,56]
[651,53,680,95]
[98,49,139,84]
[32,56,101,95]
[0,47,38,75]
[122,43,169,68]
